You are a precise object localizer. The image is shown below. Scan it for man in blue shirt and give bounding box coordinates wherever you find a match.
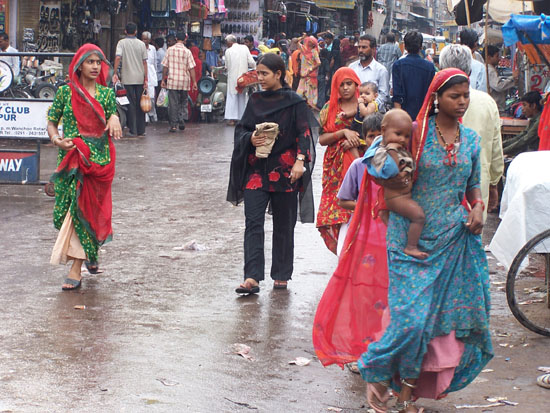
[391,31,435,120]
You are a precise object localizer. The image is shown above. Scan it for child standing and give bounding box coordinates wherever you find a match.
[363,109,427,259]
[336,113,383,257]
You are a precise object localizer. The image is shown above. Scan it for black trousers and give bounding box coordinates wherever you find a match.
[244,189,298,282]
[125,84,146,135]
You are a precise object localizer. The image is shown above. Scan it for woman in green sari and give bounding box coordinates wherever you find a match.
[47,44,122,290]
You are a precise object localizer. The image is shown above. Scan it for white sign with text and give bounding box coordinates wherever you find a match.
[0,100,52,139]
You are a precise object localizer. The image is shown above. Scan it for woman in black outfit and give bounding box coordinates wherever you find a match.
[227,54,317,294]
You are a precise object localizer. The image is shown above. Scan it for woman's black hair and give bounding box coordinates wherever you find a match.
[437,75,469,96]
[257,53,288,87]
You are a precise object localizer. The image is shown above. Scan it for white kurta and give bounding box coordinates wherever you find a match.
[145,44,158,120]
[224,43,255,120]
[225,43,255,96]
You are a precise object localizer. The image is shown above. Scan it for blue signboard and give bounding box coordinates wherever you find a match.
[0,150,40,183]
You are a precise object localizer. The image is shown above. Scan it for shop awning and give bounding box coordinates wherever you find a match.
[314,0,356,10]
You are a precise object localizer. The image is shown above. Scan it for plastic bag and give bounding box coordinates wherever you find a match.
[313,173,390,367]
[157,88,169,107]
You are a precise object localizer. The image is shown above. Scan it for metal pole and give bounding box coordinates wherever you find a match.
[433,0,437,35]
[485,0,491,95]
[388,0,394,31]
[465,0,471,27]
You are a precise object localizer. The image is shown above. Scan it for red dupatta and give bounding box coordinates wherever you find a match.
[538,93,550,151]
[189,46,202,103]
[53,43,116,244]
[412,68,469,181]
[313,172,389,367]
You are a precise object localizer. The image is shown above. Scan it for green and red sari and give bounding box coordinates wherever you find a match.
[48,44,117,263]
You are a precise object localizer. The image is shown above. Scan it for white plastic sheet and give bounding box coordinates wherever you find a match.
[489,151,550,269]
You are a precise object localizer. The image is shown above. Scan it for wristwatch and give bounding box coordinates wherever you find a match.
[296,155,305,162]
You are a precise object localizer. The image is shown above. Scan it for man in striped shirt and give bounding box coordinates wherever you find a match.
[161,31,197,133]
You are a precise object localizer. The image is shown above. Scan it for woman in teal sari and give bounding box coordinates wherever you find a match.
[358,68,493,413]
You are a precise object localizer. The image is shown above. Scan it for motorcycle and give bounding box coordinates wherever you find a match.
[196,66,226,122]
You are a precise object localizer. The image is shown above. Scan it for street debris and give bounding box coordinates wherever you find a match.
[482,369,494,373]
[156,378,179,386]
[231,343,253,361]
[73,305,86,310]
[173,240,208,251]
[327,407,342,412]
[538,366,550,373]
[472,376,488,384]
[224,397,258,410]
[288,357,311,366]
[455,396,518,409]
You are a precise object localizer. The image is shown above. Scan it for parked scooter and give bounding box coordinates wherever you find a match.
[196,66,226,122]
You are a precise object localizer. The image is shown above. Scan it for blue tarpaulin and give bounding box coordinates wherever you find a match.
[502,14,550,46]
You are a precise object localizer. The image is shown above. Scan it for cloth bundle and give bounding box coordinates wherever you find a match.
[254,122,279,158]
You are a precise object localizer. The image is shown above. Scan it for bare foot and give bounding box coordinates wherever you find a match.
[404,246,429,260]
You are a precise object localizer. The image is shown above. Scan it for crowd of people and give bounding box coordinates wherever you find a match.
[33,21,549,412]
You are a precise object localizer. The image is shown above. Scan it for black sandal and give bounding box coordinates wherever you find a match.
[235,278,260,295]
[85,260,99,274]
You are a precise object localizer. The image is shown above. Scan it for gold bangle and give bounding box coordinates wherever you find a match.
[51,135,61,144]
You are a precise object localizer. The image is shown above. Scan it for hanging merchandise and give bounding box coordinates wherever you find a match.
[222,0,261,38]
[38,1,61,52]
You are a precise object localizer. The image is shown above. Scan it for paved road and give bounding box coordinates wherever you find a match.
[0,122,546,412]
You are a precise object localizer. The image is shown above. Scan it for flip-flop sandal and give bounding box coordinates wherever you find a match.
[537,373,550,389]
[235,279,259,295]
[62,277,81,291]
[273,280,288,289]
[85,260,100,274]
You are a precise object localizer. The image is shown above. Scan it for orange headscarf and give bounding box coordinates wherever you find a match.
[412,68,469,180]
[324,67,361,133]
[301,36,319,60]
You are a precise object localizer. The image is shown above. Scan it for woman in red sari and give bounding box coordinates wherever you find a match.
[189,46,203,104]
[47,44,122,290]
[316,67,362,254]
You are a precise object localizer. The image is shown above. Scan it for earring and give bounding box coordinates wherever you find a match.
[434,97,439,113]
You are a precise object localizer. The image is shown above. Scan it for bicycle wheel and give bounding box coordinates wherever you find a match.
[506,229,550,336]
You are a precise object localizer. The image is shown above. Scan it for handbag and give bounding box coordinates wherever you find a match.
[140,88,152,112]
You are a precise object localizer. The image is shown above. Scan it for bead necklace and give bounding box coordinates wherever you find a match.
[435,120,460,166]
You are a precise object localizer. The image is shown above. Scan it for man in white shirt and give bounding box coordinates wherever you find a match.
[349,34,389,109]
[224,35,255,125]
[141,31,158,123]
[0,33,20,78]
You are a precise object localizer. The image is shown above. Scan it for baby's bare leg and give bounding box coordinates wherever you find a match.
[385,195,428,259]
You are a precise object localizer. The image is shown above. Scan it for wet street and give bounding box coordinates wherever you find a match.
[0,122,547,412]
